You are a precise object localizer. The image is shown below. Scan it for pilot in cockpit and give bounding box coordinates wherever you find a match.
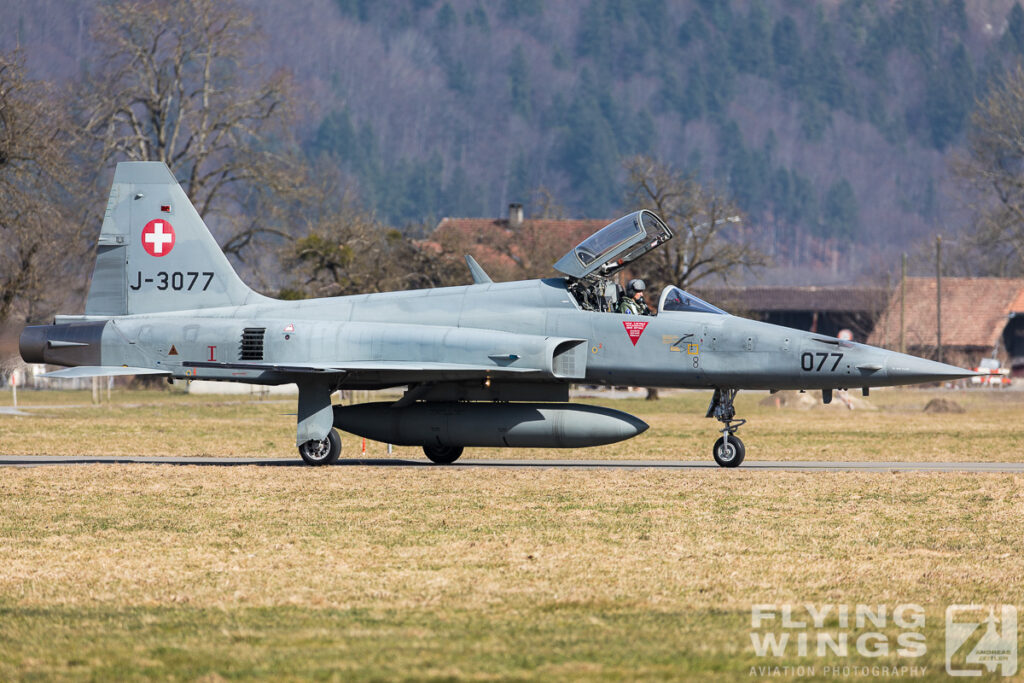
[617,279,651,315]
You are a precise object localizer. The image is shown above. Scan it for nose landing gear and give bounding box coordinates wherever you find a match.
[707,388,745,467]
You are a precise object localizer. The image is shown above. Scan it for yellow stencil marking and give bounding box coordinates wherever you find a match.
[663,335,683,352]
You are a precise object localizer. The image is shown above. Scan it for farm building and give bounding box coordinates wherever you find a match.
[693,286,890,342]
[868,277,1024,374]
[428,204,611,281]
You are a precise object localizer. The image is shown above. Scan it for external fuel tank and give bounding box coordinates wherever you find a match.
[333,402,648,448]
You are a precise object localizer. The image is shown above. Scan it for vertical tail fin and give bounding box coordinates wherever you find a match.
[85,162,266,315]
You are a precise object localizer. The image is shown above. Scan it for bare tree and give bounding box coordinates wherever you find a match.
[0,53,89,326]
[77,0,300,259]
[623,155,767,294]
[528,186,566,220]
[283,219,464,298]
[281,167,464,298]
[952,65,1024,276]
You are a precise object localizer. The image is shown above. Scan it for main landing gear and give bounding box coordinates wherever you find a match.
[707,388,745,468]
[298,429,342,465]
[423,444,464,464]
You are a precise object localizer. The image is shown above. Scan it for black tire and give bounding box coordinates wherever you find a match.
[423,444,464,464]
[712,435,745,468]
[298,429,342,466]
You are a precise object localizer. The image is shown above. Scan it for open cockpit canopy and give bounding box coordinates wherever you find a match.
[553,210,673,280]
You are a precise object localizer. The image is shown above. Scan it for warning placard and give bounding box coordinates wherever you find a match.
[622,320,649,346]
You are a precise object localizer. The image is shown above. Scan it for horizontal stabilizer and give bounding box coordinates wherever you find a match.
[42,366,172,379]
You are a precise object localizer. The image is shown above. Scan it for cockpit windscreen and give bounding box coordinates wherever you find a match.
[659,286,727,315]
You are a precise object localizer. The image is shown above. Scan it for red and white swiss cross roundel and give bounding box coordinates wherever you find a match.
[141,219,176,257]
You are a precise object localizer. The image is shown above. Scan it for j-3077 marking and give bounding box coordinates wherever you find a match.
[128,271,213,291]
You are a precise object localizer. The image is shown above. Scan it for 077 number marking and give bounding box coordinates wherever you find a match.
[129,271,214,292]
[801,352,843,372]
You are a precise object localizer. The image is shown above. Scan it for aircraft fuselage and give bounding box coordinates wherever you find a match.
[25,277,963,393]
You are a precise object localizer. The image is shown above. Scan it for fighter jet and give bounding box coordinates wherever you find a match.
[20,162,976,467]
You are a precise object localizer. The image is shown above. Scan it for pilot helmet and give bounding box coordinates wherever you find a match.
[627,278,646,294]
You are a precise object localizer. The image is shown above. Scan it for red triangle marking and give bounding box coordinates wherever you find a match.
[622,321,649,346]
[168,345,178,356]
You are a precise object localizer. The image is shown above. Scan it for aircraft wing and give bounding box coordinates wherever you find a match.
[42,366,172,379]
[181,360,541,376]
[179,328,589,383]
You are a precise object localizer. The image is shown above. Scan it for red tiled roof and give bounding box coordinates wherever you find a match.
[868,277,1024,349]
[434,217,608,243]
[1011,288,1024,313]
[431,217,613,277]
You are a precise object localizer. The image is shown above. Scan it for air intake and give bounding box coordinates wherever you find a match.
[551,340,586,379]
[240,327,265,361]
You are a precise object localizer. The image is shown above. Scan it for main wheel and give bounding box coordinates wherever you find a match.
[423,444,464,464]
[712,435,745,468]
[298,429,342,465]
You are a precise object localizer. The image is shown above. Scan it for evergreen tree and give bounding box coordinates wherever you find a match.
[554,88,619,216]
[677,11,706,47]
[860,14,893,84]
[925,42,974,149]
[681,64,707,122]
[823,179,859,240]
[435,2,457,31]
[945,0,968,35]
[312,109,357,160]
[697,0,732,33]
[443,165,484,218]
[501,0,542,21]
[1005,3,1024,54]
[733,0,773,77]
[507,45,531,118]
[772,16,801,68]
[334,0,372,22]
[463,3,489,31]
[506,151,531,205]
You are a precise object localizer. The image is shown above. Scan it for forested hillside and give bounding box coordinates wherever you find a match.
[4,0,1024,280]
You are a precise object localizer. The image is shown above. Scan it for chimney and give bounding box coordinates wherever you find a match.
[508,203,524,229]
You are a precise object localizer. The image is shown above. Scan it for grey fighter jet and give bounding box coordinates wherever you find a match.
[20,162,976,467]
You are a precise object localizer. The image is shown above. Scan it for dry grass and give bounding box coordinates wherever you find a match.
[1,386,1023,462]
[0,464,1022,679]
[2,387,1022,677]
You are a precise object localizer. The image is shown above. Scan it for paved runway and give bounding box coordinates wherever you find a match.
[1,455,1023,472]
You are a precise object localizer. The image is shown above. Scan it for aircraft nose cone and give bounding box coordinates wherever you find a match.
[884,354,979,384]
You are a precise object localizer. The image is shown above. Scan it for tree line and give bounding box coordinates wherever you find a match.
[3,0,1024,332]
[0,0,766,329]
[300,0,1023,255]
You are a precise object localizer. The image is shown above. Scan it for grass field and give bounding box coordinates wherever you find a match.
[1,388,1022,680]
[1,386,1023,462]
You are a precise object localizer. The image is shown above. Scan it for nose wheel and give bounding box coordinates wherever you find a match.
[707,388,745,468]
[713,434,745,467]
